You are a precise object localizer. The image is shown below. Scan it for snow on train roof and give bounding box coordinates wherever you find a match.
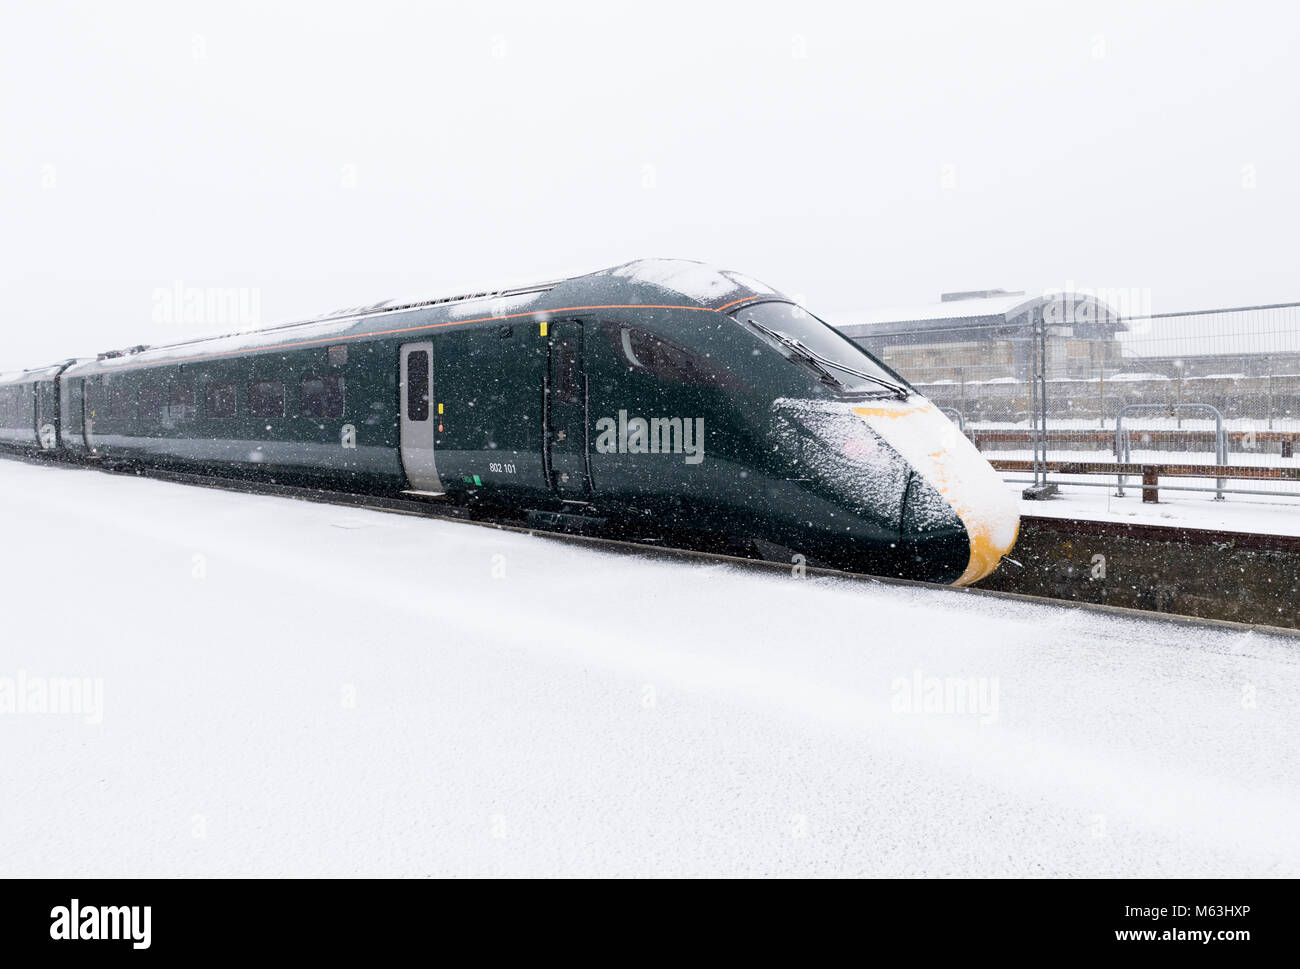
[63,259,782,374]
[67,314,375,373]
[0,361,77,384]
[315,264,603,320]
[600,258,778,303]
[65,271,583,373]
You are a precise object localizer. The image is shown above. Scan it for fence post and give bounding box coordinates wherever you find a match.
[1142,465,1159,503]
[1022,313,1057,499]
[1115,416,1127,496]
[1215,409,1226,500]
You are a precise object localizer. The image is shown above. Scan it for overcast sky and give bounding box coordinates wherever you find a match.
[2,0,1297,369]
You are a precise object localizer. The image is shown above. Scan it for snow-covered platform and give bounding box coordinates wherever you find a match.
[1,459,1298,875]
[1011,482,1300,538]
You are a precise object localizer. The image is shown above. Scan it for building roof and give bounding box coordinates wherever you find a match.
[831,291,1038,326]
[831,290,1125,339]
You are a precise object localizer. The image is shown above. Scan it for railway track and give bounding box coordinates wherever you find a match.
[4,448,1292,638]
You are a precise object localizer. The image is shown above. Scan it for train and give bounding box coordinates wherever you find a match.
[0,258,1020,585]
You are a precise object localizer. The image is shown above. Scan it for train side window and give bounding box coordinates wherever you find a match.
[553,340,579,404]
[300,375,345,419]
[168,382,197,423]
[407,352,429,421]
[139,378,167,421]
[85,379,104,419]
[248,380,285,419]
[205,382,237,418]
[107,380,137,419]
[603,322,742,390]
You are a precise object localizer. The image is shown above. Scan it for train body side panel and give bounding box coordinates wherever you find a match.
[427,320,550,501]
[0,382,38,447]
[81,338,406,489]
[59,376,89,454]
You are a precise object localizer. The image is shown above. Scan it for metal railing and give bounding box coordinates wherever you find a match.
[993,459,1300,502]
[940,407,967,436]
[1115,403,1227,498]
[844,297,1300,504]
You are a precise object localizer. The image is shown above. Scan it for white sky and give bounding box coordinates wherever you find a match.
[2,0,1298,369]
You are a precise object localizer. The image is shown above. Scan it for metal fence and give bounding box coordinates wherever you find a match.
[852,301,1300,502]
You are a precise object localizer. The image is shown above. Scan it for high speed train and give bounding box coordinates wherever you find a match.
[0,258,1019,584]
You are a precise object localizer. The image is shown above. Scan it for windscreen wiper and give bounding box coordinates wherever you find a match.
[750,321,908,399]
[748,321,845,389]
[802,346,909,399]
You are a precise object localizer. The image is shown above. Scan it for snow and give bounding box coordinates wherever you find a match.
[983,446,1300,471]
[70,316,365,373]
[827,292,1035,325]
[847,397,1021,573]
[66,271,572,374]
[2,459,1299,875]
[445,292,542,320]
[771,398,911,522]
[0,362,72,385]
[965,417,1300,432]
[317,267,595,319]
[606,259,741,302]
[1107,371,1171,382]
[721,270,777,295]
[1011,481,1300,537]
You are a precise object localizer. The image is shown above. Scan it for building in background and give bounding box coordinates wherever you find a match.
[834,289,1125,386]
[833,293,1300,429]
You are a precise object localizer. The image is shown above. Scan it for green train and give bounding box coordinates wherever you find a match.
[0,259,1019,584]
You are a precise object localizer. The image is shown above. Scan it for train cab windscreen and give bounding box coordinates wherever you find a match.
[733,301,908,398]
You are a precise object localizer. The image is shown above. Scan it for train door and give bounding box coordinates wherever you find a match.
[399,341,442,492]
[60,376,85,451]
[545,320,591,499]
[36,381,57,450]
[82,378,97,454]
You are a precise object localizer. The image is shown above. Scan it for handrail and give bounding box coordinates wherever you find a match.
[990,458,1300,503]
[940,407,966,435]
[1115,403,1227,499]
[992,459,1299,481]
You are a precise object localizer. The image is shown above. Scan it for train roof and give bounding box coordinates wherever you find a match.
[0,360,81,386]
[65,259,785,377]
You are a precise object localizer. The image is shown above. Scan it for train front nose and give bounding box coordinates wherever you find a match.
[852,399,1020,585]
